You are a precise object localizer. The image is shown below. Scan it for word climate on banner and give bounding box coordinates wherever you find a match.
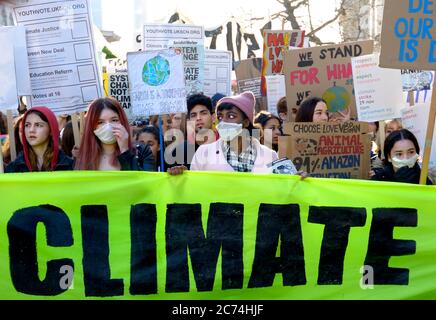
[261,30,305,96]
[127,49,187,117]
[13,0,103,115]
[351,53,404,122]
[283,41,374,121]
[380,0,436,70]
[279,122,371,179]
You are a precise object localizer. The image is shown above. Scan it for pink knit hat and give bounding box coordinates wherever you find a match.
[216,91,256,125]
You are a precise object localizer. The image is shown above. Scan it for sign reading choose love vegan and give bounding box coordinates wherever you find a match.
[380,0,436,70]
[0,171,435,300]
[127,49,187,117]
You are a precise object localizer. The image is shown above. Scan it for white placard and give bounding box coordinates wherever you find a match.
[401,103,436,169]
[127,49,187,117]
[352,53,404,122]
[0,32,18,111]
[13,0,103,115]
[143,24,204,51]
[265,75,286,116]
[203,50,232,97]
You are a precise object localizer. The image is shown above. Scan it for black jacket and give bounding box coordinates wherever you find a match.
[119,144,155,171]
[371,163,433,185]
[5,150,74,173]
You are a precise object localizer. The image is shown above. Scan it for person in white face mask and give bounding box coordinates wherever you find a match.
[169,91,280,174]
[371,129,433,185]
[74,97,155,171]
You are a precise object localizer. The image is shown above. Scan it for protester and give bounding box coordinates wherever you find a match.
[5,107,73,173]
[385,118,403,137]
[2,115,24,166]
[167,93,218,169]
[276,97,289,122]
[254,111,283,152]
[0,112,7,135]
[371,129,432,185]
[60,121,79,159]
[135,125,162,171]
[75,97,154,171]
[295,97,329,122]
[169,91,282,174]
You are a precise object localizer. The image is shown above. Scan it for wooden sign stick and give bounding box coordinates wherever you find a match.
[419,83,436,185]
[6,110,16,161]
[408,91,415,107]
[71,113,81,148]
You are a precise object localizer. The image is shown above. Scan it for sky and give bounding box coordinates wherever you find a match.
[98,0,341,57]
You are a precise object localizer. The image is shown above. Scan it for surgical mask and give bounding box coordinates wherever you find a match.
[216,121,243,141]
[94,123,116,144]
[391,154,419,170]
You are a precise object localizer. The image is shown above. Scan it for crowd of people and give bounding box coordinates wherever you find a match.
[0,92,433,185]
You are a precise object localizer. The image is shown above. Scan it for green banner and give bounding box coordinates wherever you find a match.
[0,171,435,300]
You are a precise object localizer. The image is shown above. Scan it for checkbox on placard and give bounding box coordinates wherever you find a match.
[77,64,96,82]
[217,82,227,93]
[217,67,228,79]
[74,43,92,61]
[70,20,89,39]
[81,85,98,102]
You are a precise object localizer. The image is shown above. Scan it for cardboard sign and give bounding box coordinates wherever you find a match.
[235,58,267,112]
[107,61,133,121]
[352,53,405,122]
[13,0,103,115]
[401,103,436,169]
[261,30,305,95]
[203,50,232,97]
[283,40,374,121]
[379,0,436,70]
[265,75,286,116]
[279,121,371,179]
[127,49,187,117]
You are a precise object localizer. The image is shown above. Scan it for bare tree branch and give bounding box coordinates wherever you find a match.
[306,0,346,37]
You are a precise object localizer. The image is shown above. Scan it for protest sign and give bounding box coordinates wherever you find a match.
[402,70,433,91]
[401,103,436,169]
[0,31,18,111]
[261,30,305,96]
[204,50,232,97]
[236,58,267,112]
[13,0,103,115]
[143,24,205,95]
[379,0,436,70]
[279,122,371,179]
[265,75,286,116]
[351,53,404,122]
[283,40,374,121]
[107,61,133,121]
[0,171,434,299]
[127,49,187,117]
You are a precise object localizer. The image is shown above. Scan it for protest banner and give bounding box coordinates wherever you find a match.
[107,61,133,121]
[351,53,404,122]
[204,50,232,97]
[265,75,286,116]
[279,122,371,179]
[127,49,187,117]
[0,171,434,299]
[143,24,205,95]
[13,0,103,115]
[261,30,305,96]
[235,58,267,112]
[401,103,436,169]
[379,0,436,184]
[283,40,374,122]
[402,70,433,91]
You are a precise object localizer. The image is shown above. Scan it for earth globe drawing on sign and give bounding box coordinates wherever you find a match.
[322,85,351,113]
[142,55,170,86]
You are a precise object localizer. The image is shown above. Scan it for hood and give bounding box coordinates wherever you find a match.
[21,107,60,171]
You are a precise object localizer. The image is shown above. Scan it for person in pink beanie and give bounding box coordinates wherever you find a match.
[169,91,280,174]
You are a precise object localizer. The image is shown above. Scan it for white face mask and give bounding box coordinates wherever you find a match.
[391,154,419,170]
[216,121,243,141]
[94,123,116,144]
